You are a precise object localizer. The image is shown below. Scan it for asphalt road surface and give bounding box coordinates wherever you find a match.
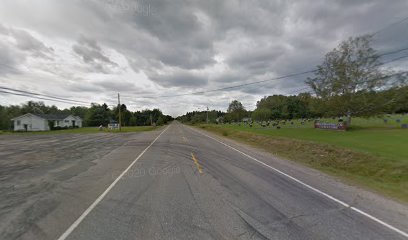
[1,122,407,240]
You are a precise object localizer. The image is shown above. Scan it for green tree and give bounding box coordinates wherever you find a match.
[85,103,111,126]
[70,106,88,121]
[225,100,247,122]
[305,35,399,124]
[157,116,164,126]
[252,108,271,121]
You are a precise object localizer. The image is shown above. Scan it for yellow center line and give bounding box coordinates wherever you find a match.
[191,153,203,174]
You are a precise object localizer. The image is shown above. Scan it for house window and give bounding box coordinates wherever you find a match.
[17,120,21,126]
[64,120,69,123]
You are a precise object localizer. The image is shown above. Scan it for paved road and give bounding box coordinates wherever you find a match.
[1,122,407,239]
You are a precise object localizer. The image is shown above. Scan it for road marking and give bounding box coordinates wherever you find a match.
[190,127,408,238]
[182,136,187,143]
[57,126,170,240]
[191,152,203,174]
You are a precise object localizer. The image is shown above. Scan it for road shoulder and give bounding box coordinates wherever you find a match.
[188,125,408,233]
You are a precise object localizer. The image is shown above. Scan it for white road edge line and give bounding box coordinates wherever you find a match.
[190,127,408,238]
[57,126,170,240]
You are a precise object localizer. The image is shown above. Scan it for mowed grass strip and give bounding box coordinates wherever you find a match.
[1,126,158,135]
[196,123,408,202]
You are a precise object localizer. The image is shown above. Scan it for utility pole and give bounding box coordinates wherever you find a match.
[206,106,209,124]
[118,93,122,131]
[150,114,153,126]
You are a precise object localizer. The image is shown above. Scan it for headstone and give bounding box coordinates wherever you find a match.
[396,119,401,123]
[402,124,408,129]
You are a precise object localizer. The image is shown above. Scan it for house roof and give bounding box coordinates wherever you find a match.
[11,113,82,121]
[33,113,72,120]
[11,113,41,121]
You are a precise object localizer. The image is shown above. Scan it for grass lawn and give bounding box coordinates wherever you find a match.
[0,126,159,135]
[195,116,408,202]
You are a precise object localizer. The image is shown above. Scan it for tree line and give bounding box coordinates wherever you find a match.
[177,85,407,124]
[178,35,407,124]
[0,101,173,130]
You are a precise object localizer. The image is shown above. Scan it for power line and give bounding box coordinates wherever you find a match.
[127,47,408,99]
[380,54,408,65]
[239,47,408,95]
[372,16,408,36]
[0,90,90,106]
[377,46,408,58]
[286,86,314,95]
[129,70,317,99]
[2,15,408,105]
[3,45,405,105]
[351,76,408,115]
[0,86,90,104]
[152,17,408,101]
[278,63,407,97]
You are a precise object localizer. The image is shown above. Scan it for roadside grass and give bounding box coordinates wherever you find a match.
[1,126,158,135]
[195,116,408,202]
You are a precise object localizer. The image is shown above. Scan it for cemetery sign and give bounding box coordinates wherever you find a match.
[314,122,347,131]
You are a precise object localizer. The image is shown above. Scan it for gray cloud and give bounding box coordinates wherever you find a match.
[227,45,287,74]
[0,0,407,116]
[67,82,104,93]
[0,24,54,76]
[72,34,118,73]
[11,29,54,57]
[0,43,22,75]
[149,70,208,87]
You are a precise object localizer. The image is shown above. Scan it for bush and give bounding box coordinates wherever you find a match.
[53,126,68,131]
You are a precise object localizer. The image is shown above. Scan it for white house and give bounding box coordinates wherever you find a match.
[11,113,83,131]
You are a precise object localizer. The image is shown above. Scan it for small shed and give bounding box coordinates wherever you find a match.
[108,120,120,130]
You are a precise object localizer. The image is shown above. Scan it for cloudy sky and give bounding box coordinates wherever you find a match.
[0,0,407,116]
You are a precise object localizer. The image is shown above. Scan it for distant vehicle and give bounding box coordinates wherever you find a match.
[108,120,120,130]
